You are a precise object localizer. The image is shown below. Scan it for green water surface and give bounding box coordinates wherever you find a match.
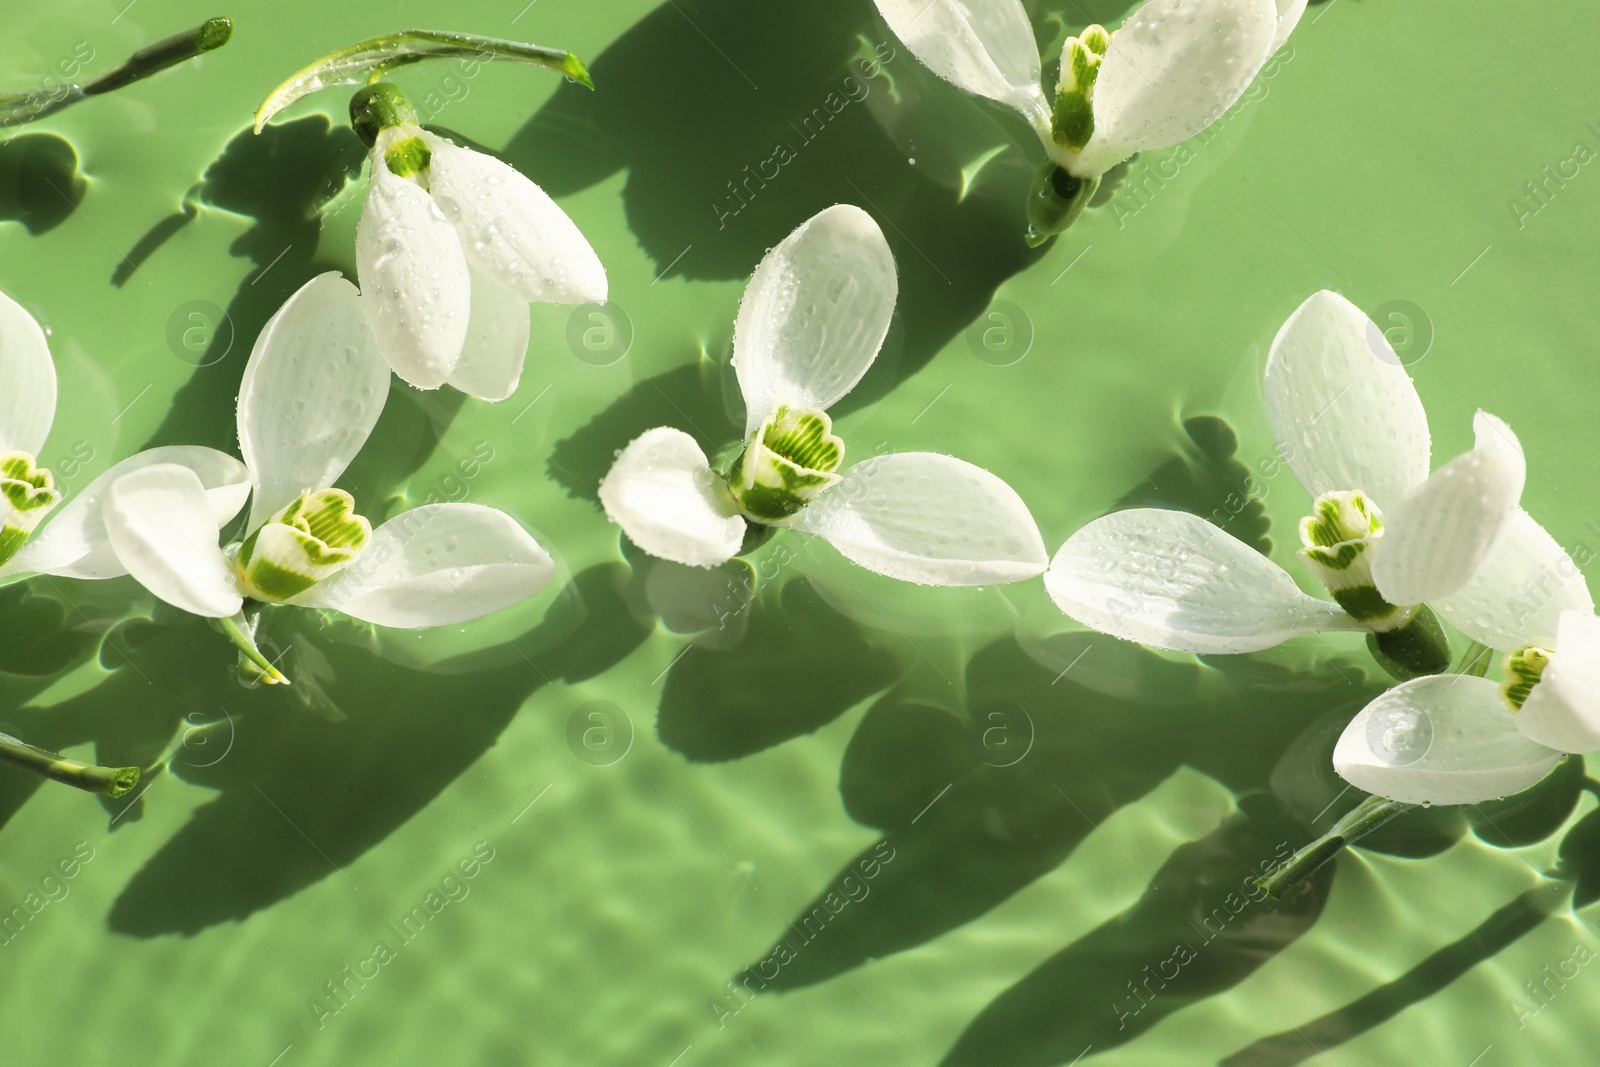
[2,1,1599,1064]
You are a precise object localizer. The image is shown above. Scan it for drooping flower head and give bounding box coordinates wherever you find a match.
[599,205,1048,587]
[1046,291,1528,678]
[875,0,1304,241]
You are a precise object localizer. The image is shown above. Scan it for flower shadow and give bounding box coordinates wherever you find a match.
[0,132,86,235]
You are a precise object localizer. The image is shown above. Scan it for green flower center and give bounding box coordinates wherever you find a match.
[234,488,372,602]
[1297,490,1407,630]
[1050,24,1110,152]
[0,450,61,568]
[1501,645,1553,711]
[726,405,845,523]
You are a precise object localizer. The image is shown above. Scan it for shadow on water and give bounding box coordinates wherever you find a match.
[120,116,365,453]
[505,0,1145,413]
[0,132,85,234]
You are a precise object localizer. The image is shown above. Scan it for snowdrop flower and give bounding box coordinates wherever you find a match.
[1332,506,1600,805]
[103,273,556,684]
[1046,290,1528,679]
[349,81,606,400]
[0,288,248,585]
[874,0,1304,240]
[598,205,1047,586]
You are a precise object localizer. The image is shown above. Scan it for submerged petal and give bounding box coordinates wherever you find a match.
[1517,611,1600,753]
[786,452,1047,586]
[872,0,1050,126]
[356,141,471,389]
[732,205,898,435]
[1372,412,1525,607]
[1045,508,1357,653]
[103,464,241,618]
[1431,509,1593,651]
[1264,290,1432,511]
[298,503,554,628]
[1333,675,1563,805]
[1073,0,1279,177]
[239,273,391,530]
[598,427,745,568]
[0,288,56,456]
[422,133,607,306]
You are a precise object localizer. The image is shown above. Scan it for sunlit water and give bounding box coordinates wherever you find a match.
[2,1,1599,1064]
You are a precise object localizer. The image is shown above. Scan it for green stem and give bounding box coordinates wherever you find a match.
[220,612,290,685]
[255,28,593,133]
[1255,793,1415,899]
[0,732,139,798]
[0,18,231,128]
[1455,639,1494,678]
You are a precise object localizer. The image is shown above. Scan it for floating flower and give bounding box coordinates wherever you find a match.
[1332,508,1598,804]
[874,0,1304,240]
[0,288,247,584]
[598,205,1047,586]
[103,273,557,683]
[1045,290,1527,678]
[348,81,606,400]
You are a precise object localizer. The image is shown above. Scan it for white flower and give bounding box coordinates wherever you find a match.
[1045,291,1527,666]
[0,287,248,584]
[598,205,1047,587]
[874,0,1303,179]
[1331,511,1600,805]
[102,273,556,679]
[352,84,606,400]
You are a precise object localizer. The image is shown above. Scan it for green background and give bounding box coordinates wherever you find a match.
[2,0,1598,1064]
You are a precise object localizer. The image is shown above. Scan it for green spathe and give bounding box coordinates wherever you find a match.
[235,488,372,602]
[727,405,844,523]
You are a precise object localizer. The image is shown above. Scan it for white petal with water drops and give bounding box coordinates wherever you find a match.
[1371,411,1525,606]
[732,205,897,435]
[872,0,1050,126]
[103,464,241,618]
[1431,509,1593,651]
[1334,675,1563,805]
[446,266,532,402]
[3,446,248,580]
[1263,290,1432,511]
[0,288,56,456]
[787,452,1046,585]
[1045,508,1359,653]
[298,503,554,628]
[1517,610,1600,753]
[423,134,607,306]
[239,273,390,530]
[1073,0,1279,178]
[599,427,745,569]
[356,147,472,390]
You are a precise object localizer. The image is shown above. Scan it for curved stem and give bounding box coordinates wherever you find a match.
[0,732,139,798]
[1255,793,1414,899]
[220,612,290,685]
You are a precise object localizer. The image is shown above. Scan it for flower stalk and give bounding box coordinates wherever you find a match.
[1255,793,1414,899]
[220,612,289,686]
[0,732,139,798]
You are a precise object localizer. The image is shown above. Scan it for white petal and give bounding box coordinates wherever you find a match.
[1517,610,1600,753]
[5,446,248,580]
[422,133,607,306]
[1263,290,1432,511]
[872,0,1050,126]
[297,503,554,628]
[1431,509,1593,651]
[445,267,531,402]
[1073,0,1279,177]
[1044,508,1357,653]
[598,427,745,568]
[103,464,241,618]
[787,452,1046,586]
[0,287,56,455]
[1371,412,1525,606]
[1269,0,1308,54]
[238,272,390,530]
[1333,675,1563,805]
[356,145,471,390]
[732,205,898,434]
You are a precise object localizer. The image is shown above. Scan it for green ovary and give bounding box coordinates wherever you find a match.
[727,405,845,523]
[234,488,371,602]
[0,451,60,568]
